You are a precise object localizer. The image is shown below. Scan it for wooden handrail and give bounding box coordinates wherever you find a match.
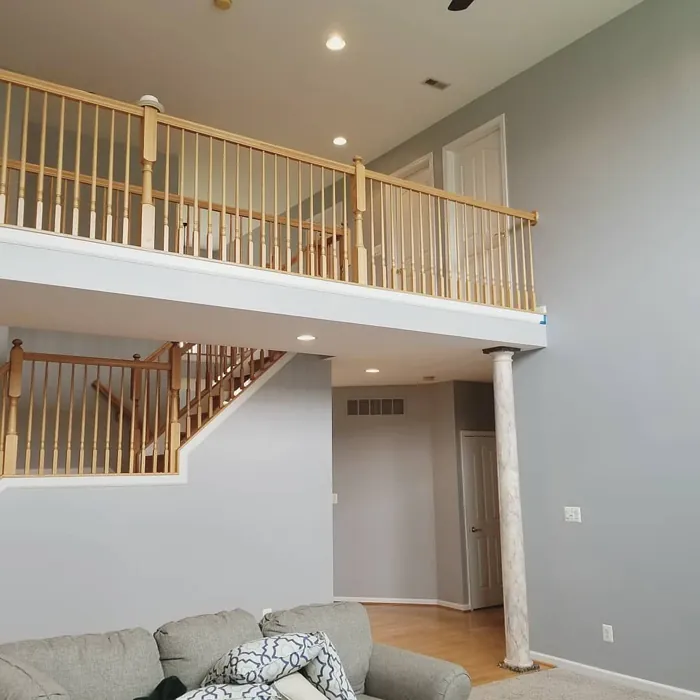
[0,68,142,116]
[23,352,169,371]
[365,169,538,223]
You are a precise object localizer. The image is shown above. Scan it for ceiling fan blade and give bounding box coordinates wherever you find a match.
[448,0,477,10]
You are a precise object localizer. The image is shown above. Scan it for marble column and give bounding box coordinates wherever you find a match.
[483,347,538,673]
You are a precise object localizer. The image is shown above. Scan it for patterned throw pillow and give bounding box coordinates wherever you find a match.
[204,634,323,686]
[176,684,281,700]
[302,633,355,700]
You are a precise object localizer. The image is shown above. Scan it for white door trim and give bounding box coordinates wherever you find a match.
[442,114,509,205]
[459,430,498,611]
[391,153,435,184]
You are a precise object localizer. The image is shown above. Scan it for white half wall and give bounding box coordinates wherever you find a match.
[0,354,333,643]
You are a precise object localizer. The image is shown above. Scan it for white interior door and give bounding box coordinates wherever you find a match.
[444,117,507,303]
[460,433,503,610]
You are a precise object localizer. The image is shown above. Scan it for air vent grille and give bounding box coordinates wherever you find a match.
[423,78,451,91]
[347,399,405,417]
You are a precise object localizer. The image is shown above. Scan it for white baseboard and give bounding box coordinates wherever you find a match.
[334,596,470,611]
[437,599,471,612]
[532,652,700,700]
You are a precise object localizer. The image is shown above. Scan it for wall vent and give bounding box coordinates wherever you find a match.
[347,398,405,417]
[422,78,450,91]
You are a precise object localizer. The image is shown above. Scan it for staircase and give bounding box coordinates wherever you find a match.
[0,340,284,478]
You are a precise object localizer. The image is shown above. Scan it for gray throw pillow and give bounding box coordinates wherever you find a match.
[0,653,69,700]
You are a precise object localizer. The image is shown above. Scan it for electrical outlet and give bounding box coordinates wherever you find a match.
[602,624,614,643]
[564,506,582,523]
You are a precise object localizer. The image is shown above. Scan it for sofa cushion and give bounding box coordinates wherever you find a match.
[0,653,69,700]
[155,609,263,690]
[274,673,327,700]
[261,604,372,695]
[0,629,162,700]
[203,634,323,686]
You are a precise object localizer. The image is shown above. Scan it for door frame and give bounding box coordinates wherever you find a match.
[391,153,435,184]
[442,114,509,205]
[459,429,497,612]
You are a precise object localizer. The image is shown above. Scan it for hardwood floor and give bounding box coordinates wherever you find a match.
[366,604,538,687]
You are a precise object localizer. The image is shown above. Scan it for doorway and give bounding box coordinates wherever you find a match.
[443,116,509,303]
[460,431,503,610]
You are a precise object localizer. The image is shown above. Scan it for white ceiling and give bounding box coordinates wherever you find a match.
[0,0,642,163]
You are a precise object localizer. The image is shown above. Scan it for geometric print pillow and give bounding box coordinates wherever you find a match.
[302,633,355,700]
[203,634,323,686]
[176,685,281,700]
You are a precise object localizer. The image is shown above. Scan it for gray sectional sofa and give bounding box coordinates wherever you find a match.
[0,602,471,700]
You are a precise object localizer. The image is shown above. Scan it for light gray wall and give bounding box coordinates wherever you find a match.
[0,354,333,643]
[332,385,438,601]
[369,0,700,691]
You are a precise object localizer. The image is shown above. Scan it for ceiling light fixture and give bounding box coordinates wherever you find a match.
[326,34,346,51]
[333,136,347,147]
[213,0,232,9]
[365,368,380,374]
[297,334,316,342]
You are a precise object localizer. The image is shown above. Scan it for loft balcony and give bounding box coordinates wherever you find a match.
[0,69,539,311]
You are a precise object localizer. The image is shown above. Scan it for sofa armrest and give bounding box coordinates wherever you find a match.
[365,644,471,700]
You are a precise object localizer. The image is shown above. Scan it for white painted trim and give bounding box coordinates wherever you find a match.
[0,227,545,330]
[0,353,296,497]
[437,599,471,612]
[391,153,435,185]
[531,652,700,700]
[334,596,470,611]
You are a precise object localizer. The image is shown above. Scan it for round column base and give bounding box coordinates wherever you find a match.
[499,661,541,674]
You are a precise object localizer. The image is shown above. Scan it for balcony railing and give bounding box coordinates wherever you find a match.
[0,69,539,311]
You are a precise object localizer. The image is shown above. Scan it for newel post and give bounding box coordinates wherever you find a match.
[168,343,181,473]
[2,339,23,476]
[352,156,368,285]
[138,95,164,250]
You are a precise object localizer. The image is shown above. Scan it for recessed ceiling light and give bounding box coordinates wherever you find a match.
[297,334,316,342]
[333,136,347,147]
[365,368,380,374]
[326,34,346,51]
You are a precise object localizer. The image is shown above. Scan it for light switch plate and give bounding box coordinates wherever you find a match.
[332,493,338,505]
[564,506,582,523]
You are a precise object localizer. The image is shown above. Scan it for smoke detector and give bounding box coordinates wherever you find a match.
[214,0,232,9]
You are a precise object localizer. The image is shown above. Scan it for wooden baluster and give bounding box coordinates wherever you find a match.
[0,82,11,224]
[418,193,426,295]
[528,216,537,311]
[153,369,161,472]
[380,183,387,287]
[207,137,213,258]
[342,174,350,281]
[53,97,66,233]
[2,339,23,476]
[320,166,327,278]
[38,362,49,475]
[91,365,100,473]
[369,181,376,286]
[139,95,162,249]
[196,346,203,433]
[35,93,48,229]
[261,151,267,268]
[17,87,29,226]
[273,154,280,270]
[139,370,148,473]
[185,346,192,440]
[64,364,74,473]
[168,343,181,473]
[105,366,113,473]
[247,148,254,264]
[52,362,62,475]
[220,141,227,261]
[297,161,303,275]
[116,367,125,472]
[78,365,88,474]
[332,171,339,280]
[163,125,171,252]
[129,354,141,473]
[309,164,315,276]
[177,129,185,254]
[286,158,292,272]
[234,144,241,263]
[23,359,35,474]
[122,115,131,244]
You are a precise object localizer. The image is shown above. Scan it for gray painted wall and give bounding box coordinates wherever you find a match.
[369,0,700,691]
[332,385,438,601]
[0,354,333,643]
[333,381,494,606]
